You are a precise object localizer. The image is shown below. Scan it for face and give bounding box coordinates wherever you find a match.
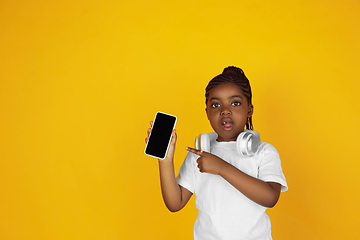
[206,82,253,142]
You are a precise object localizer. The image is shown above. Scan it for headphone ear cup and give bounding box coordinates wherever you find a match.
[195,132,218,152]
[200,133,210,152]
[195,133,211,152]
[195,134,201,150]
[236,131,261,157]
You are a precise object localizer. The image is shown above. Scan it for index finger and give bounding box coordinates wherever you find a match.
[186,147,203,156]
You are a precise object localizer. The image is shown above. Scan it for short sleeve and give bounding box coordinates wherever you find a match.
[255,143,288,192]
[176,152,197,193]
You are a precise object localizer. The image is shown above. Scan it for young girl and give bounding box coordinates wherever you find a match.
[145,66,288,240]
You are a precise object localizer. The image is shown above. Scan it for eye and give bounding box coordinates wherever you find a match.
[232,101,241,107]
[211,103,221,108]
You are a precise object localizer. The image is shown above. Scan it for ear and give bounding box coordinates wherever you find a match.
[247,104,254,118]
[205,107,209,120]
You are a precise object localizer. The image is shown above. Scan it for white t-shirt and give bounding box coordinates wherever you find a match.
[177,139,288,240]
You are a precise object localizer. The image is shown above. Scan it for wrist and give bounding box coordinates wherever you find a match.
[158,156,174,165]
[218,160,231,176]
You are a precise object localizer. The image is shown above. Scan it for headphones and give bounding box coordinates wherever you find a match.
[195,130,261,157]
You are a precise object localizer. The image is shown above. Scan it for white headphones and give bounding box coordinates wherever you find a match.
[195,130,261,157]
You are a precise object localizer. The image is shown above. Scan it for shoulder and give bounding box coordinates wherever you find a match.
[185,151,199,161]
[255,142,281,165]
[180,151,198,168]
[257,142,278,154]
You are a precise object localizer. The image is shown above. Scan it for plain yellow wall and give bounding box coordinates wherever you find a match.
[1,0,359,239]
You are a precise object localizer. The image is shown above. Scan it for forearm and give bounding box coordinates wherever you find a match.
[158,159,188,212]
[219,162,281,208]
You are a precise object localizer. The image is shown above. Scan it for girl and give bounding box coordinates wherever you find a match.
[145,66,288,240]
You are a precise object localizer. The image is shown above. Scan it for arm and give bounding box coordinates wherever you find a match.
[158,157,193,212]
[146,122,192,212]
[186,147,281,208]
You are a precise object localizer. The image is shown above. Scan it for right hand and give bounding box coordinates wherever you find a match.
[145,121,177,161]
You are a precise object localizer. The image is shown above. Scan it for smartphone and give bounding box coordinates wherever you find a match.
[145,112,177,159]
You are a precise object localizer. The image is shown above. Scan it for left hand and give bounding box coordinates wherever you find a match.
[186,147,228,175]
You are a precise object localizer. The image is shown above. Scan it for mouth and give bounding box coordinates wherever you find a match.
[221,118,233,130]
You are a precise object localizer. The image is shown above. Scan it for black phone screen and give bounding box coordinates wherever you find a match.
[145,112,177,159]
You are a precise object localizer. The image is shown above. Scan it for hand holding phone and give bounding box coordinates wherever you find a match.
[145,112,177,160]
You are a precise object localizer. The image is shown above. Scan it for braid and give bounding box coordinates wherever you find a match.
[205,66,254,130]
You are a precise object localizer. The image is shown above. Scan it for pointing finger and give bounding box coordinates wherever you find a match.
[186,147,203,156]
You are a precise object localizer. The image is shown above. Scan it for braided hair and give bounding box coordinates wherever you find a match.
[205,66,254,130]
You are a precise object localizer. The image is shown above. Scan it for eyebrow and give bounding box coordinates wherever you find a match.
[209,95,243,102]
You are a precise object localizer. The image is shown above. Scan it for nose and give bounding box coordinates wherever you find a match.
[221,108,231,116]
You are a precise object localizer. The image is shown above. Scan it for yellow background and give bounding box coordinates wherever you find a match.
[1,0,359,239]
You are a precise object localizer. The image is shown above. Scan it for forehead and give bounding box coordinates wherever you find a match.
[207,82,244,100]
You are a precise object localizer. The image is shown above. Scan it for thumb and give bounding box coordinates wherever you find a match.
[170,129,177,144]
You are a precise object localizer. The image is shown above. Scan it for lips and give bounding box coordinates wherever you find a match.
[221,118,233,130]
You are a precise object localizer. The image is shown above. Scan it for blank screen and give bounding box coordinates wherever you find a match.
[145,112,176,159]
